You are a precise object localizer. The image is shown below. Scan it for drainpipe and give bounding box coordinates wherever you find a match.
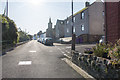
[104,1,108,44]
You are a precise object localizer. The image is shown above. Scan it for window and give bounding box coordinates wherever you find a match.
[73,27,75,33]
[81,12,85,19]
[81,25,84,31]
[102,11,104,16]
[67,20,69,24]
[61,21,64,24]
[73,17,75,22]
[67,28,69,33]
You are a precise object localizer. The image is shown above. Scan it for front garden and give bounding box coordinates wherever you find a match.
[72,39,120,78]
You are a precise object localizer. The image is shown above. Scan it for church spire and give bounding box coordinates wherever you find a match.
[49,17,52,23]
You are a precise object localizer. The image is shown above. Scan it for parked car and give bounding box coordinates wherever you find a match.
[43,37,53,46]
[99,36,105,43]
[42,38,45,44]
[39,38,42,43]
[37,38,40,42]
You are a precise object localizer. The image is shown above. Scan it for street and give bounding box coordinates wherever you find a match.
[54,43,95,57]
[2,40,84,78]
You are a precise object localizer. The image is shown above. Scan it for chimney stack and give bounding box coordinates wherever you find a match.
[85,2,90,7]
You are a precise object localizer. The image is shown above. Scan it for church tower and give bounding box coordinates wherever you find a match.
[46,18,53,38]
[48,18,52,29]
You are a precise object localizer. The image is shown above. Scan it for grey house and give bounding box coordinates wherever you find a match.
[55,19,65,38]
[74,7,89,37]
[63,1,104,43]
[64,7,89,37]
[88,1,104,35]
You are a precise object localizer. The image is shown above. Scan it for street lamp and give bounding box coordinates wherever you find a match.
[71,0,76,51]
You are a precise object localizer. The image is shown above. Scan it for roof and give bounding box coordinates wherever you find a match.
[68,7,88,19]
[73,7,88,16]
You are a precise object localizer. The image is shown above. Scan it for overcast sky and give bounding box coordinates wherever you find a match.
[1,0,97,35]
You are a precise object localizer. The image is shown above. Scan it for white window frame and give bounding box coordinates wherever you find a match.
[67,20,69,24]
[81,25,85,31]
[73,17,75,22]
[73,27,75,33]
[61,21,64,24]
[67,28,69,33]
[81,12,85,19]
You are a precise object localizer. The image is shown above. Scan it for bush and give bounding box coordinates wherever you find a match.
[89,39,120,64]
[108,39,120,64]
[92,43,109,58]
[84,48,93,54]
[1,15,19,44]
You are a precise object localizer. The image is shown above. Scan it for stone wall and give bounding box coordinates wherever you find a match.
[71,50,120,78]
[76,34,102,44]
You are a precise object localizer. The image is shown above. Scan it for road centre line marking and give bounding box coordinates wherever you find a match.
[66,46,71,48]
[29,51,36,53]
[18,61,32,65]
[67,52,70,53]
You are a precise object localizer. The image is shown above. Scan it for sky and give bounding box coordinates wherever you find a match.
[0,0,97,35]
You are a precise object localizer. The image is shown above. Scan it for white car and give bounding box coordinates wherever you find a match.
[99,36,105,43]
[43,37,53,46]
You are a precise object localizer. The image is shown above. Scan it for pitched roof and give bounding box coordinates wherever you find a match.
[68,7,88,19]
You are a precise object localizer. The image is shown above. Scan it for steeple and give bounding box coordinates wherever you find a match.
[49,17,52,23]
[48,17,52,29]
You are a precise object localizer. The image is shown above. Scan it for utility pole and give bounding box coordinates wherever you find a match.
[71,0,76,51]
[4,0,8,16]
[6,0,8,17]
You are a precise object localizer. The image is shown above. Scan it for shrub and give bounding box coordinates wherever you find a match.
[92,43,109,58]
[84,48,93,54]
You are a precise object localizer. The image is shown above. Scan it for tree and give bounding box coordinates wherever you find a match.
[1,14,19,45]
[18,28,33,42]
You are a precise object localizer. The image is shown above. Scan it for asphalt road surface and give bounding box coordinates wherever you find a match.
[2,40,84,78]
[54,43,95,57]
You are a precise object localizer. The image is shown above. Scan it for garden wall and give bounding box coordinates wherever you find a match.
[71,50,120,78]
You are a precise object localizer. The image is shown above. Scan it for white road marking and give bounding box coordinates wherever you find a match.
[57,48,62,51]
[67,52,70,53]
[18,61,32,65]
[29,51,36,53]
[61,58,65,61]
[63,54,72,59]
[79,53,81,55]
[66,46,71,48]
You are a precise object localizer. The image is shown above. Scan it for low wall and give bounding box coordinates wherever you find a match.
[1,41,29,56]
[71,50,120,78]
[76,34,102,44]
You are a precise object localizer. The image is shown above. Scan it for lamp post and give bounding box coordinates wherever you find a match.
[71,0,76,51]
[6,0,8,17]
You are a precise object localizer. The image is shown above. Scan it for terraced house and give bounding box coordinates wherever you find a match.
[64,1,104,43]
[55,19,65,39]
[64,6,89,38]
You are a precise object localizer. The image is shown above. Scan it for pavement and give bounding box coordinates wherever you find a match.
[2,40,84,78]
[53,43,96,79]
[54,43,96,57]
[0,55,2,80]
